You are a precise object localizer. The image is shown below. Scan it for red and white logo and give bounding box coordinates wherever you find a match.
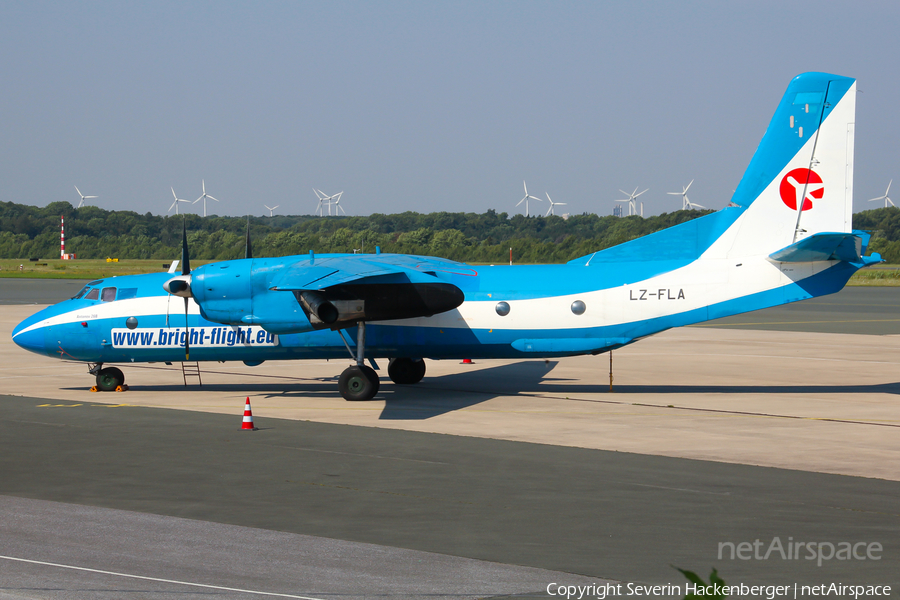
[780,168,823,211]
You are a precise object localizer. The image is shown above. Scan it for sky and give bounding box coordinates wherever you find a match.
[1,1,897,218]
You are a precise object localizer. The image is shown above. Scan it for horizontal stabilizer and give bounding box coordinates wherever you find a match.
[768,232,862,263]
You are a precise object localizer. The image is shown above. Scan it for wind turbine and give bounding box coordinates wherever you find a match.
[615,187,648,216]
[516,181,542,216]
[193,180,219,217]
[74,185,97,208]
[544,192,567,216]
[331,191,346,215]
[315,189,344,216]
[667,180,705,210]
[868,180,894,208]
[264,204,280,217]
[314,189,326,215]
[168,187,191,215]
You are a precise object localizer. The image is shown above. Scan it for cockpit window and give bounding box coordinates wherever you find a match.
[117,288,138,301]
[72,286,90,300]
[101,287,117,302]
[85,288,99,300]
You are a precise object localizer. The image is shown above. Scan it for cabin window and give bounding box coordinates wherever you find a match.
[85,288,99,300]
[117,288,138,301]
[101,287,117,302]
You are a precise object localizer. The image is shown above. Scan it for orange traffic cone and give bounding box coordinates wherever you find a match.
[461,358,474,364]
[241,397,258,431]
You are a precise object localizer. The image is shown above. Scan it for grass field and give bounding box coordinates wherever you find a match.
[0,258,214,279]
[1,257,898,285]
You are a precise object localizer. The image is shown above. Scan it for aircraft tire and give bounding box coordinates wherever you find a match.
[387,358,426,384]
[339,365,380,401]
[96,367,125,392]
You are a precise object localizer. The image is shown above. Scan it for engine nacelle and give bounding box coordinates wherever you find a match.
[190,259,317,334]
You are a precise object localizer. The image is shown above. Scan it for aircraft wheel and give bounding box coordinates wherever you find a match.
[339,365,380,401]
[96,367,125,392]
[387,358,426,384]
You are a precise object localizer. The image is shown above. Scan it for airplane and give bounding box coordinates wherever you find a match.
[12,72,882,401]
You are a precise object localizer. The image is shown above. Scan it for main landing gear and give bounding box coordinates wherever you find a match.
[387,357,426,385]
[337,323,428,401]
[89,363,125,392]
[338,322,380,401]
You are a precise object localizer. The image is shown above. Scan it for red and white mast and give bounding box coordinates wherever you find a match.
[60,215,75,259]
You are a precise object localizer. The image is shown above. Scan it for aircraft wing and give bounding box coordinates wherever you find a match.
[269,254,474,290]
[267,254,467,328]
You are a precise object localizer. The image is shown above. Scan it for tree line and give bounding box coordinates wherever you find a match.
[1,200,896,263]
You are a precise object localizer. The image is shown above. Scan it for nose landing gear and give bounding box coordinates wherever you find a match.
[89,363,126,392]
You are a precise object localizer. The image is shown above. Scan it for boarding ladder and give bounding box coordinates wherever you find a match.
[181,362,202,387]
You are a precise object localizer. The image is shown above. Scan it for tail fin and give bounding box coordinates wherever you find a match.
[725,73,856,258]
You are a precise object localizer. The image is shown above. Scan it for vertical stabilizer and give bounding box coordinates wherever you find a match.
[723,73,856,258]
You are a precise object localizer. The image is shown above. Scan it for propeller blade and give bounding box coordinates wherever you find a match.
[245,217,253,260]
[183,296,190,361]
[74,185,82,196]
[634,188,649,197]
[181,219,191,276]
[887,180,893,194]
[667,191,681,195]
[684,179,694,192]
[208,195,218,202]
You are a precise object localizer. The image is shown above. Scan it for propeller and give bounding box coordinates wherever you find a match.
[162,219,193,360]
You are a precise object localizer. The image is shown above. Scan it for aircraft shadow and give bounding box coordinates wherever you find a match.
[60,360,900,422]
[380,360,900,420]
[379,361,562,420]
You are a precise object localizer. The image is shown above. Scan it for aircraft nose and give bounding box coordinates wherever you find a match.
[11,315,50,356]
